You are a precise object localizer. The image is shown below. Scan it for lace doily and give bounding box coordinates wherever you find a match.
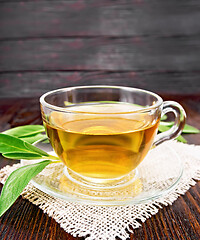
[0,141,200,240]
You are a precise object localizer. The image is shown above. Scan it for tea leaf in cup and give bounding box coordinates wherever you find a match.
[0,160,51,217]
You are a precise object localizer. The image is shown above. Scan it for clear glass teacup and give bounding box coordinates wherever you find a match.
[40,85,186,189]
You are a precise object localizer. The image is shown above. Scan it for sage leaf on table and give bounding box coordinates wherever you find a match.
[3,125,45,138]
[0,133,49,159]
[159,121,200,133]
[158,125,188,143]
[182,124,200,134]
[175,135,188,143]
[0,131,59,217]
[20,134,48,144]
[158,122,199,143]
[0,160,51,217]
[158,124,188,143]
[2,125,48,144]
[0,133,57,160]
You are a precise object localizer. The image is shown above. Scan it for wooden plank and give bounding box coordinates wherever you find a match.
[0,71,199,98]
[0,36,199,72]
[0,0,200,39]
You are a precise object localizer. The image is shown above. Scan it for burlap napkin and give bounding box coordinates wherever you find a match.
[0,141,200,240]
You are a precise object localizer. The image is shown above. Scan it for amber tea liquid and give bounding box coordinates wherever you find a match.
[44,103,159,182]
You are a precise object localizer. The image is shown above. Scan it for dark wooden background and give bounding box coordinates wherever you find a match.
[0,0,200,239]
[0,0,200,98]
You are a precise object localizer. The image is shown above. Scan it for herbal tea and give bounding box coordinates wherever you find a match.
[44,103,159,181]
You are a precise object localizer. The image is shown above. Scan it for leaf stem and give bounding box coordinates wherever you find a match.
[42,155,60,161]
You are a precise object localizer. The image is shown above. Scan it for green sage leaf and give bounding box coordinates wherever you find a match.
[0,134,49,158]
[176,135,187,143]
[158,125,188,143]
[161,115,167,121]
[182,124,200,134]
[2,152,43,160]
[24,141,49,156]
[159,122,200,135]
[42,138,50,144]
[21,134,48,144]
[3,125,45,138]
[0,160,51,217]
[158,125,170,132]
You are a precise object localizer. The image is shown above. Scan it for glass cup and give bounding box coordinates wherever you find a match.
[40,85,186,189]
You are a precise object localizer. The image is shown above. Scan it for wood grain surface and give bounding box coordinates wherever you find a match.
[0,36,199,72]
[0,96,200,240]
[0,71,200,98]
[0,0,200,98]
[0,0,200,39]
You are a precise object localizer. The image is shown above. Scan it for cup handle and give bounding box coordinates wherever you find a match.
[153,101,186,147]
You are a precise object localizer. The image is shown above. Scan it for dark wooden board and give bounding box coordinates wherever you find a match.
[0,71,200,98]
[0,0,200,39]
[0,97,200,240]
[1,0,200,99]
[0,36,200,72]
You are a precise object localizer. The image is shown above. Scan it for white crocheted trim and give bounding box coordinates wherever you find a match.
[0,141,200,240]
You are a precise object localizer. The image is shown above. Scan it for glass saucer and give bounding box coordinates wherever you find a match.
[21,141,183,205]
